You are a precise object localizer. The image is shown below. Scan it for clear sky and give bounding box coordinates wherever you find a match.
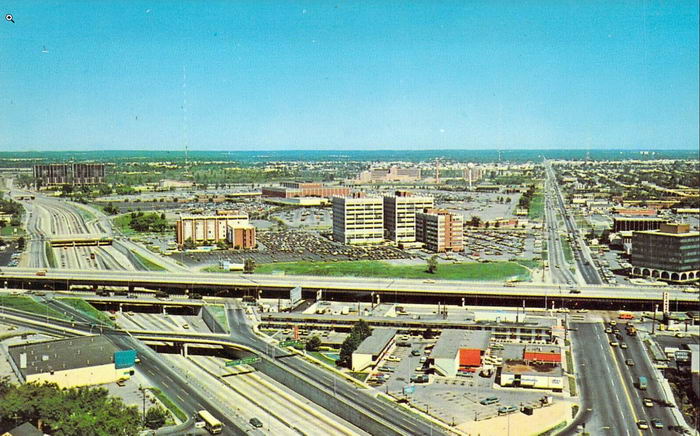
[1,1,698,151]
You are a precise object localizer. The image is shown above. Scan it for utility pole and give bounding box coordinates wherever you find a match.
[652,304,658,335]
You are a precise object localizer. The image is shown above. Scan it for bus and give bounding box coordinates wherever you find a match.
[197,410,223,434]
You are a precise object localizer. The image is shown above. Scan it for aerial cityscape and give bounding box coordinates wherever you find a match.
[1,2,699,436]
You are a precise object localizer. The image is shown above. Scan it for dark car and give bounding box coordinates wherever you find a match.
[650,418,663,429]
[249,417,263,428]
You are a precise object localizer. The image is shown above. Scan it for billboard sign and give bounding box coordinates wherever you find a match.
[290,286,302,305]
[114,350,137,369]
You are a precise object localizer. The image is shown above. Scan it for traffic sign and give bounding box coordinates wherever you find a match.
[403,385,416,395]
[279,340,299,347]
[225,357,261,367]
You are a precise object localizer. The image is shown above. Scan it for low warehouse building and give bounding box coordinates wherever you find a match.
[7,336,136,388]
[432,330,491,377]
[351,328,397,371]
[499,344,564,391]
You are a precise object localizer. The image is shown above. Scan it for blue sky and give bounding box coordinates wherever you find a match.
[1,1,698,151]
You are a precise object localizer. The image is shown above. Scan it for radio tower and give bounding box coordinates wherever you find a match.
[435,159,440,185]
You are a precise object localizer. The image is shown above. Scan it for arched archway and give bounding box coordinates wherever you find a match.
[671,272,679,281]
[651,270,660,278]
[680,272,688,281]
[661,271,670,280]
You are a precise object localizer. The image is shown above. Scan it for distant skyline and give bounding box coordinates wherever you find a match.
[1,1,698,151]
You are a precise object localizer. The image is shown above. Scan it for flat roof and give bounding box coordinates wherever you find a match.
[432,329,491,359]
[8,335,119,378]
[524,344,561,354]
[355,328,397,356]
[634,230,700,237]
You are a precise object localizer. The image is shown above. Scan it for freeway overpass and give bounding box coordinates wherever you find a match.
[1,267,697,310]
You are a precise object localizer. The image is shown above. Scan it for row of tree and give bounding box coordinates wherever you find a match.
[128,212,169,233]
[337,320,372,367]
[0,378,142,435]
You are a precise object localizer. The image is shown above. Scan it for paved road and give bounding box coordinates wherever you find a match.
[568,322,642,435]
[225,303,448,436]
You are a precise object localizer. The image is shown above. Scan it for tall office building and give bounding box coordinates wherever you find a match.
[32,163,105,187]
[415,209,464,252]
[383,191,434,243]
[631,223,700,282]
[332,195,384,245]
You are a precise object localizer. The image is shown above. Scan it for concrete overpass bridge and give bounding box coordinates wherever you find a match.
[1,267,697,311]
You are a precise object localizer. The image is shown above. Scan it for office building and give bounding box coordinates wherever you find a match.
[262,182,350,199]
[630,223,700,282]
[499,344,564,391]
[332,195,384,245]
[415,209,464,252]
[383,191,434,243]
[226,223,256,249]
[32,163,105,187]
[176,210,252,247]
[613,217,669,233]
[357,166,421,183]
[7,336,135,389]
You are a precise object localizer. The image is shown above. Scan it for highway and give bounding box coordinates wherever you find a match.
[225,302,448,436]
[1,267,696,308]
[545,162,605,285]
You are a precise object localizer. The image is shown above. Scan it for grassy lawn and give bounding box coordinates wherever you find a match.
[348,371,368,382]
[254,260,532,281]
[45,242,57,268]
[131,250,166,271]
[147,387,187,422]
[0,225,23,236]
[207,304,229,332]
[58,297,115,326]
[528,186,544,220]
[560,236,574,263]
[0,295,69,320]
[309,351,339,366]
[113,214,136,236]
[74,205,96,222]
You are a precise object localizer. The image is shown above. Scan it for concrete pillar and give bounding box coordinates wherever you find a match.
[119,303,122,313]
[182,344,188,358]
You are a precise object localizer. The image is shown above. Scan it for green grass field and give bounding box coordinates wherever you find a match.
[0,295,69,320]
[113,214,135,235]
[131,250,167,271]
[254,260,532,281]
[147,387,187,422]
[206,305,229,332]
[58,297,115,326]
[560,236,574,263]
[0,225,22,236]
[528,188,544,220]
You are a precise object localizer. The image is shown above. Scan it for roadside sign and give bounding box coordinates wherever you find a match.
[225,357,261,367]
[280,340,299,347]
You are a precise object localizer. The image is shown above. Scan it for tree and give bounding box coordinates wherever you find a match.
[337,320,373,367]
[183,238,196,250]
[423,327,435,340]
[305,336,321,352]
[243,259,256,274]
[426,255,438,274]
[469,216,481,227]
[17,237,25,250]
[144,405,168,429]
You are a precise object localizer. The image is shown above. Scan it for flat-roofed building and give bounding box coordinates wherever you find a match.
[432,330,491,377]
[415,209,464,252]
[523,344,561,364]
[176,211,251,247]
[613,216,669,232]
[351,328,397,371]
[383,191,434,243]
[7,336,135,389]
[332,196,384,245]
[32,163,105,187]
[631,223,700,282]
[262,182,350,199]
[226,223,256,249]
[357,166,421,183]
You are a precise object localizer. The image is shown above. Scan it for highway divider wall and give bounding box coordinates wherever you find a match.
[254,357,404,436]
[202,306,227,334]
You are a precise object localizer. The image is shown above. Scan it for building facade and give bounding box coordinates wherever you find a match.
[383,191,434,243]
[33,163,105,187]
[226,224,256,249]
[415,209,464,252]
[613,217,669,233]
[175,211,252,247]
[432,330,491,377]
[332,196,384,245]
[262,182,350,198]
[630,223,700,282]
[357,166,421,183]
